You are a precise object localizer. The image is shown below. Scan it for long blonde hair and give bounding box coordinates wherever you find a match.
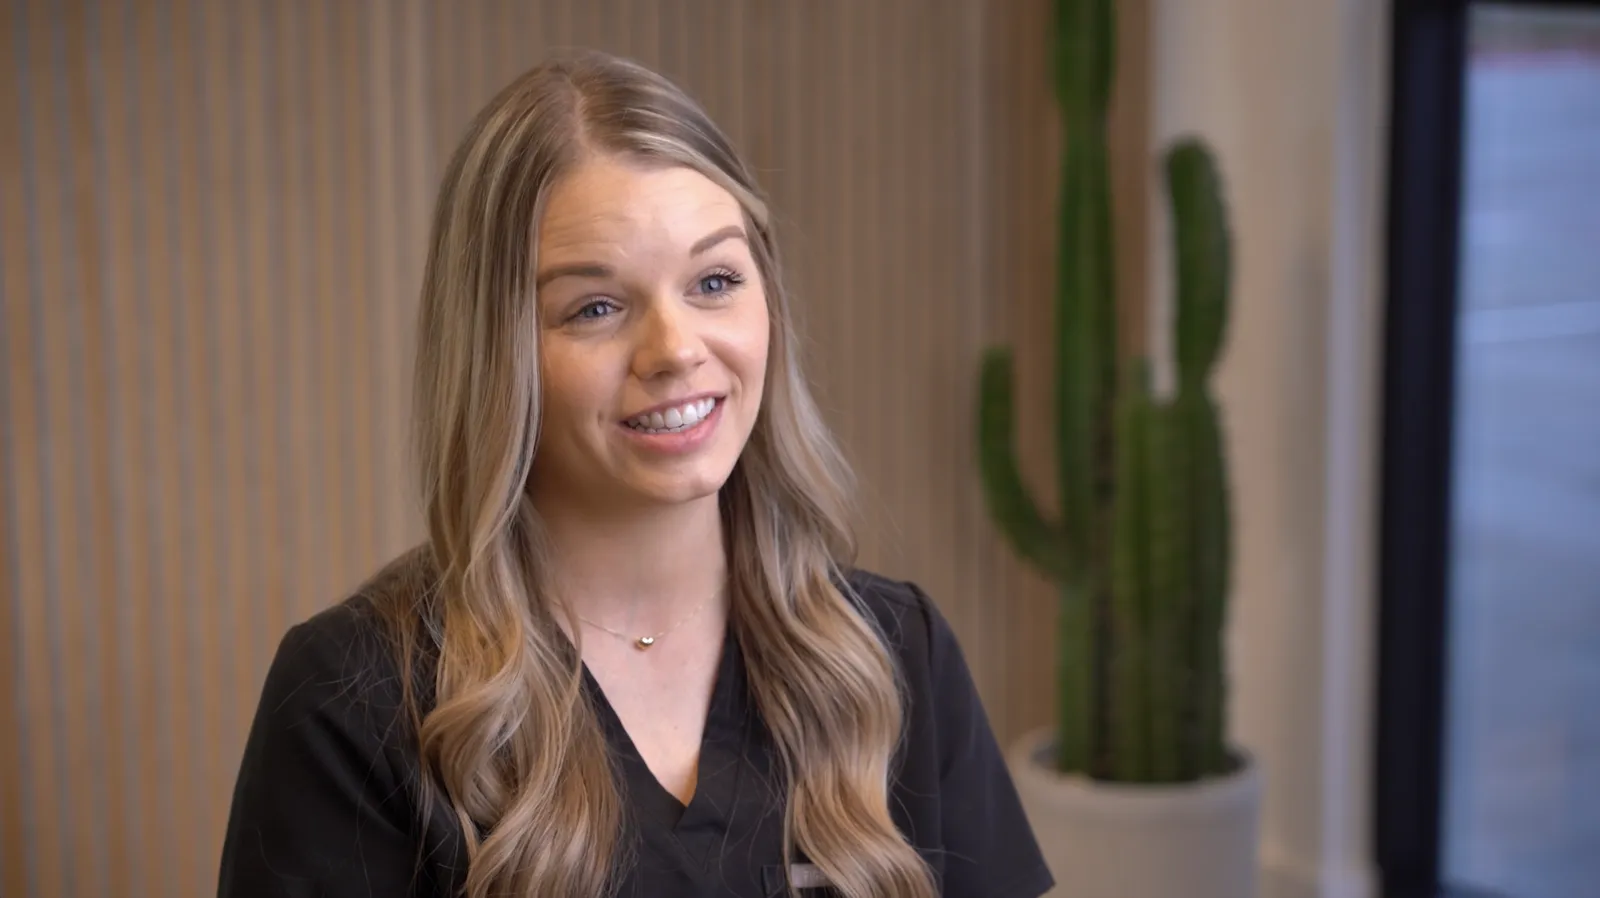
[381,51,937,898]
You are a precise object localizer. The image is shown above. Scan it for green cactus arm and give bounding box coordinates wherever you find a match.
[1055,137,1118,577]
[1055,575,1097,775]
[1167,139,1233,387]
[1142,396,1191,783]
[1055,0,1114,122]
[1108,367,1152,782]
[1049,0,1117,780]
[1182,392,1233,775]
[1167,137,1236,776]
[976,347,1071,582]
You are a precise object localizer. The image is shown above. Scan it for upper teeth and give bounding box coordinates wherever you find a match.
[628,398,717,432]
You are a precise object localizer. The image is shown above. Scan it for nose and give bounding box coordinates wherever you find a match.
[631,297,708,380]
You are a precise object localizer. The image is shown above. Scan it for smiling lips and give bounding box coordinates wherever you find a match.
[624,397,719,434]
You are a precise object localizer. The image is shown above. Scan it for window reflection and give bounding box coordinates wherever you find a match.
[1443,5,1600,898]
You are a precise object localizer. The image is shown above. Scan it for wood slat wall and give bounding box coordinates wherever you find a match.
[0,1,1148,895]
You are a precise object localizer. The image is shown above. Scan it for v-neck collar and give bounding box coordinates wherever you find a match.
[580,626,750,844]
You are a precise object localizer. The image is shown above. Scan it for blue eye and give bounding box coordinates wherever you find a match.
[698,269,745,295]
[573,299,618,321]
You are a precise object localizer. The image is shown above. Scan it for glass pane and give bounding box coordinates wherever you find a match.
[1443,5,1600,898]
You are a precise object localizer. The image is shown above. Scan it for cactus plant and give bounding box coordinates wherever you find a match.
[977,0,1235,783]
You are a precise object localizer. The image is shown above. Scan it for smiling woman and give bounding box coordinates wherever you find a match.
[529,160,769,512]
[215,51,1052,898]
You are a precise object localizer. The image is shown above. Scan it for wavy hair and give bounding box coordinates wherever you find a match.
[376,51,937,898]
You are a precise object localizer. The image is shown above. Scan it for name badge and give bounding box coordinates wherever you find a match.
[762,862,835,894]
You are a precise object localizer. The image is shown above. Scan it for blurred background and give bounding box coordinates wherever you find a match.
[1,1,1594,897]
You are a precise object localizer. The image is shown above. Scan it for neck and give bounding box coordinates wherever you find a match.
[536,493,729,629]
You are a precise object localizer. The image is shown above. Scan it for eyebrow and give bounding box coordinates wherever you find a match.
[690,224,747,257]
[535,225,748,289]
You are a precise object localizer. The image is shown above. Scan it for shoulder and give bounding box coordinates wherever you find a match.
[258,545,440,731]
[839,568,993,750]
[221,546,451,896]
[840,567,958,666]
[844,569,1057,898]
[270,594,390,686]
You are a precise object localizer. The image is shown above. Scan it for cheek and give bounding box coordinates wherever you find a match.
[538,347,606,423]
[736,298,773,386]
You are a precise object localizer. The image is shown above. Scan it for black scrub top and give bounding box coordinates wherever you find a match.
[217,567,1054,898]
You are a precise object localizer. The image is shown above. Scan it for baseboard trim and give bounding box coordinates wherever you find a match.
[1262,857,1379,898]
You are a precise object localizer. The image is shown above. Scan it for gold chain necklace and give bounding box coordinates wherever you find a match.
[575,586,722,651]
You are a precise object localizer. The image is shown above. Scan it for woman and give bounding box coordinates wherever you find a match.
[218,51,1052,898]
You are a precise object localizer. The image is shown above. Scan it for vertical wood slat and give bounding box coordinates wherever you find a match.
[139,0,187,892]
[7,6,63,897]
[195,0,246,876]
[234,0,278,754]
[165,4,211,893]
[0,1,31,889]
[365,0,401,574]
[305,0,338,627]
[62,4,117,893]
[0,0,27,860]
[96,0,153,891]
[955,0,997,719]
[337,0,378,593]
[396,0,432,562]
[27,1,72,893]
[0,1,1143,894]
[274,0,312,633]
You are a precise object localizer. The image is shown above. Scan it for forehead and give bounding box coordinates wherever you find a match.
[536,156,745,257]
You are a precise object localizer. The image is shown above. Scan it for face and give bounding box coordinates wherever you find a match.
[527,155,770,514]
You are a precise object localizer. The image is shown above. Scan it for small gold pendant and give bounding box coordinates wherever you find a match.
[636,636,655,649]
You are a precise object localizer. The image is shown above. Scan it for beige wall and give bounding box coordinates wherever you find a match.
[1146,1,1388,895]
[1,1,1155,895]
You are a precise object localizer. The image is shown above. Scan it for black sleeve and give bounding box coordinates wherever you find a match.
[919,588,1056,898]
[217,607,433,898]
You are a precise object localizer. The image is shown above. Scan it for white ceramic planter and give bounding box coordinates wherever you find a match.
[1009,726,1263,898]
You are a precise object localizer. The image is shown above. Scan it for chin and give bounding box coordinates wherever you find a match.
[612,411,754,508]
[632,465,736,507]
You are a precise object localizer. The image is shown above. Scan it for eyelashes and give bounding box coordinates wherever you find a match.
[571,298,621,321]
[696,267,746,297]
[563,265,750,325]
